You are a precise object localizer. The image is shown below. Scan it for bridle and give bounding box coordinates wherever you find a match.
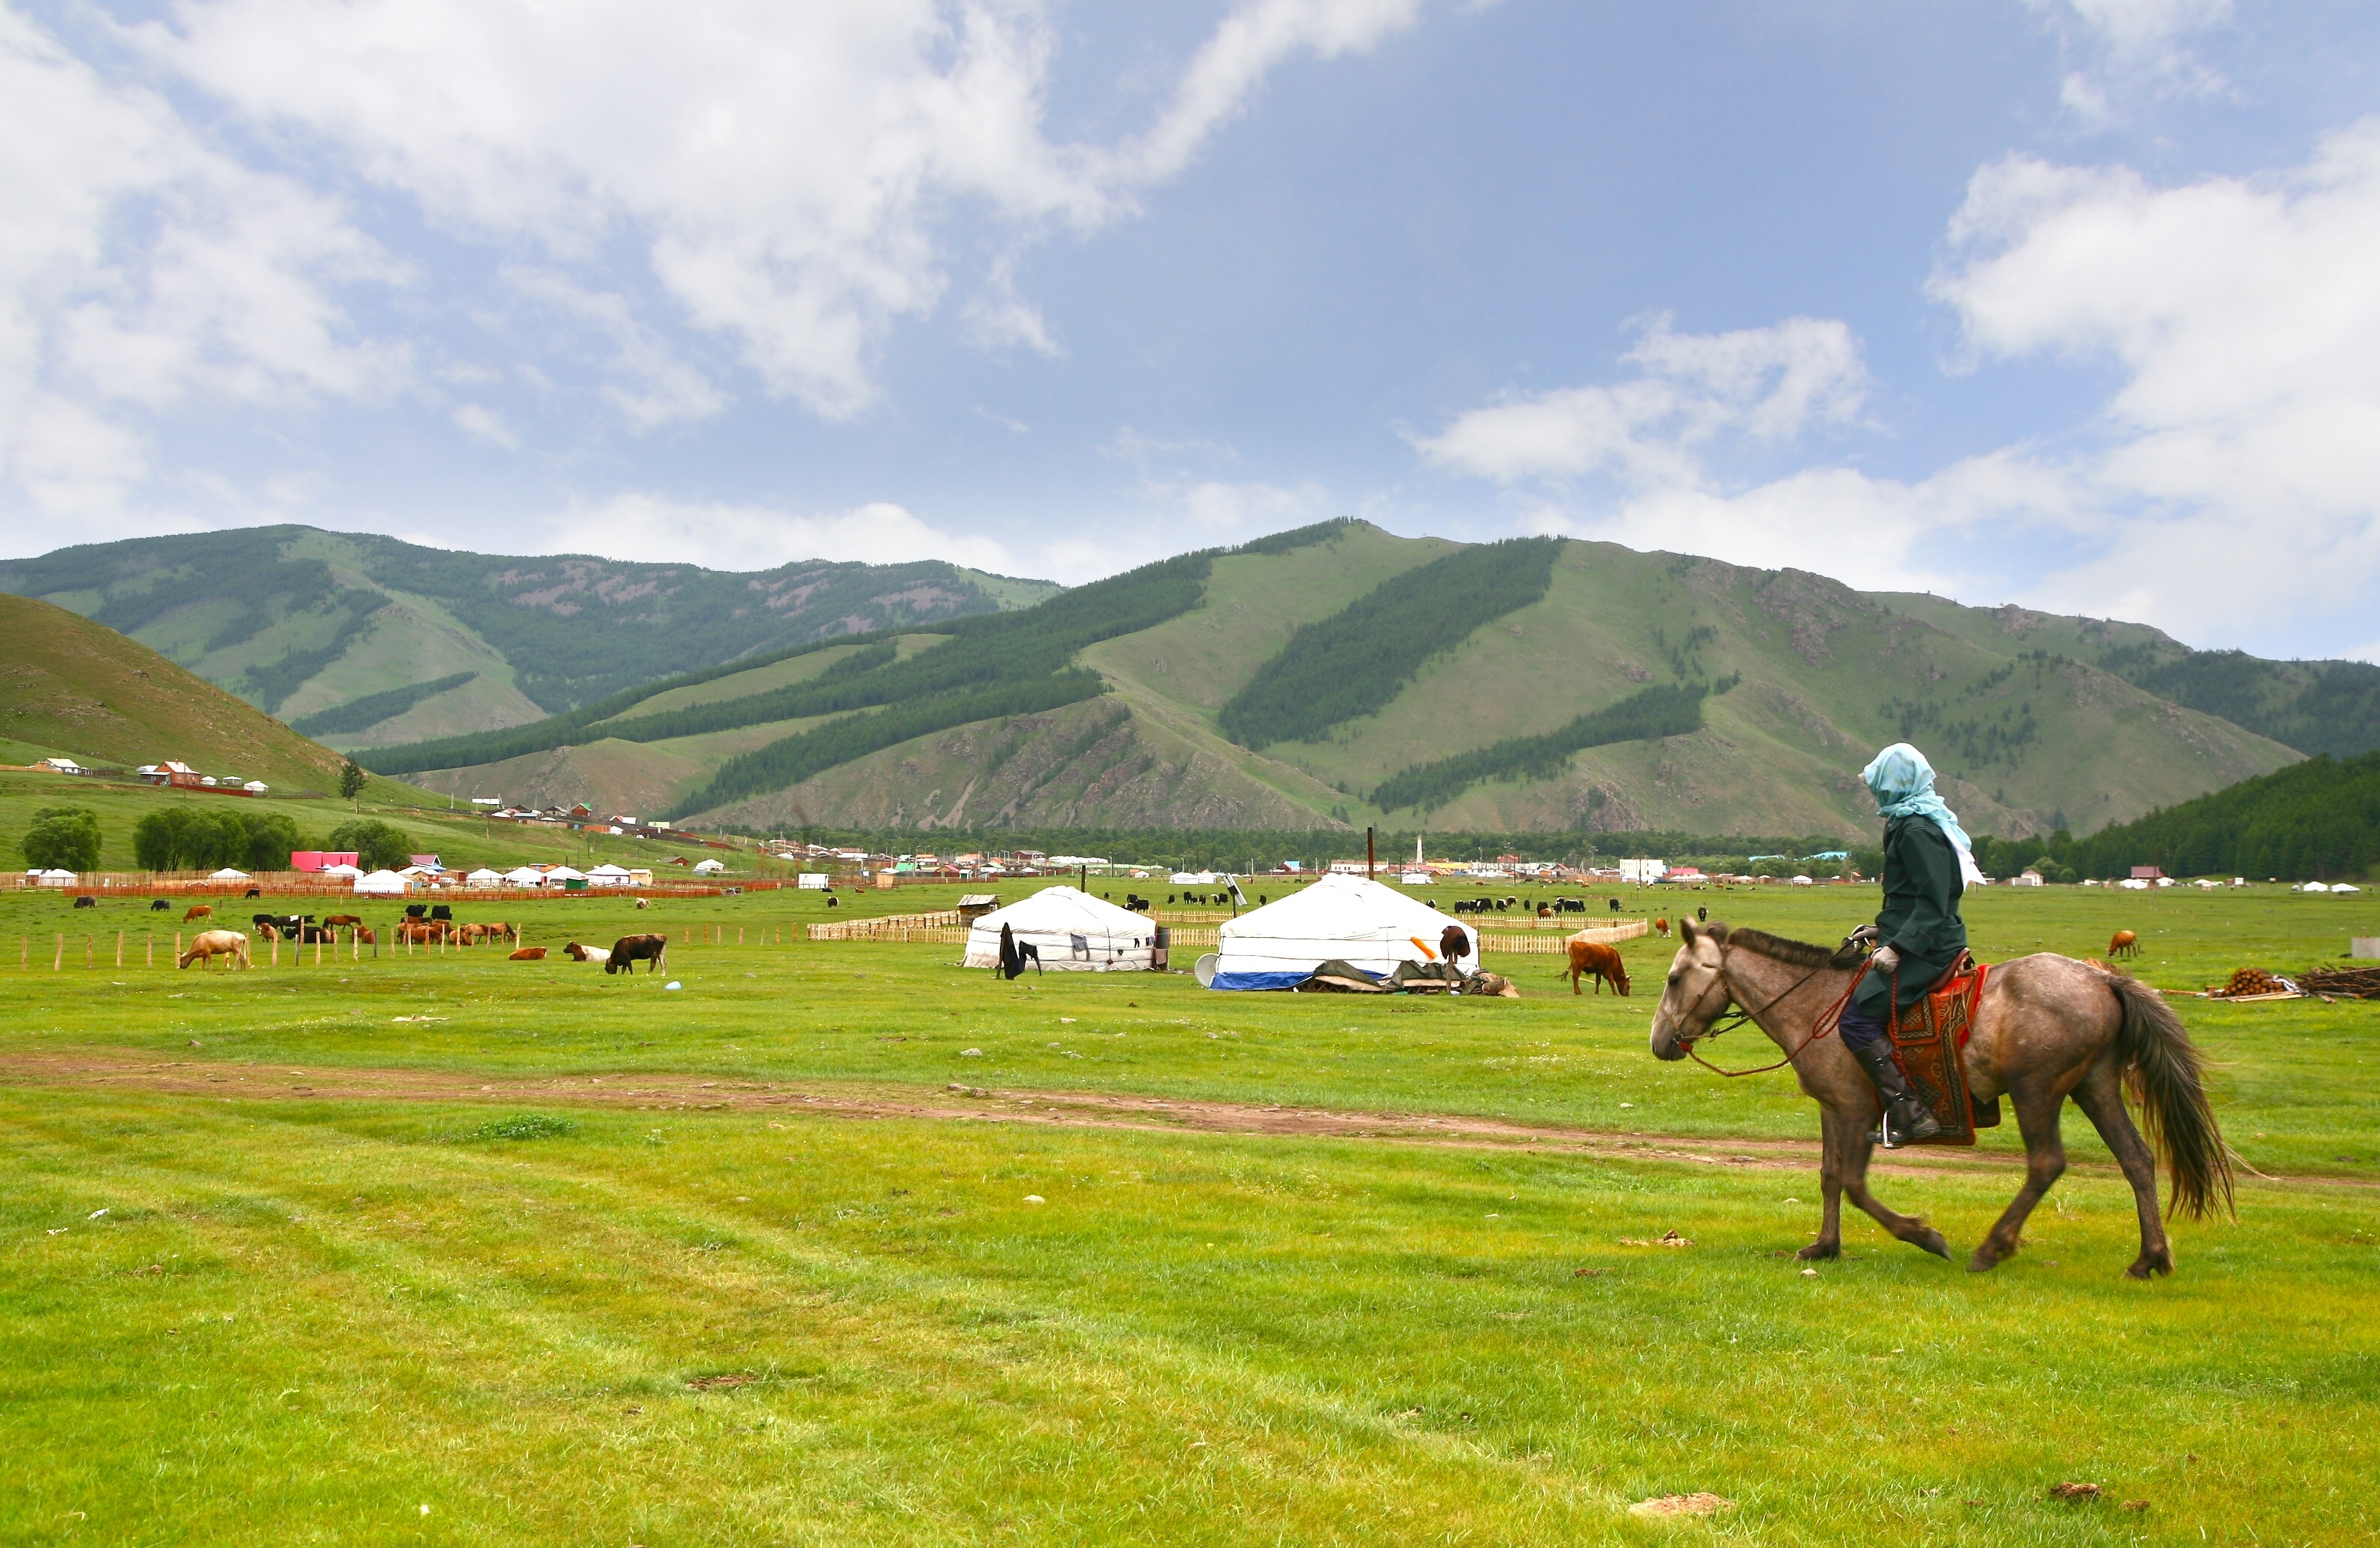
[1673,945,1872,1078]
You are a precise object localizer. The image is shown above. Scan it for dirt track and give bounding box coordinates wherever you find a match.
[0,1048,2344,1190]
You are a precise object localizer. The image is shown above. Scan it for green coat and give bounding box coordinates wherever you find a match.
[1852,815,1969,1016]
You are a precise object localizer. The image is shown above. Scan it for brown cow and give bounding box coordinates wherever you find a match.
[322,914,362,928]
[1438,923,1472,970]
[177,930,250,969]
[2109,929,2139,959]
[1652,918,1670,938]
[183,904,212,923]
[509,946,548,960]
[605,933,668,975]
[1563,939,1629,996]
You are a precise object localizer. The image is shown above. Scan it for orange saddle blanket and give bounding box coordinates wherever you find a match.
[1886,954,1996,1146]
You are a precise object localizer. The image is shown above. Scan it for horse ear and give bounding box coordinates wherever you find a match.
[1679,918,1701,945]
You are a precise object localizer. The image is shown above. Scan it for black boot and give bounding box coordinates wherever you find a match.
[1849,1039,1945,1146]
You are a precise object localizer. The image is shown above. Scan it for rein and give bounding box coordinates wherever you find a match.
[1681,953,1871,1078]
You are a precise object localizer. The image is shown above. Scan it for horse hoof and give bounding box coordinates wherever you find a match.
[1915,1230,1950,1260]
[1796,1242,1838,1262]
[1965,1250,2000,1273]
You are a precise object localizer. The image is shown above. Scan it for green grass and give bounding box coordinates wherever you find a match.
[3,881,2375,1542]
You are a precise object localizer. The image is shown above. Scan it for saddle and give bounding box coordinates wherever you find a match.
[1886,950,1998,1146]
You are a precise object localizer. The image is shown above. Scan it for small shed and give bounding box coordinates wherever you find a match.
[956,893,1001,921]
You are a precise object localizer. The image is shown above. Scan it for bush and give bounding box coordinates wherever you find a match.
[21,806,100,872]
[328,819,412,872]
[455,1114,578,1144]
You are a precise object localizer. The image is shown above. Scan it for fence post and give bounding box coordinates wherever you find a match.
[175,931,183,963]
[54,934,64,970]
[146,933,153,968]
[86,936,93,969]
[116,931,123,968]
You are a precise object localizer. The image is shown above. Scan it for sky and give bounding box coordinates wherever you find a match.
[5,0,2378,661]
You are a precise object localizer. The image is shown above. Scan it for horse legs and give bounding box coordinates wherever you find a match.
[1970,1087,2070,1271]
[1798,1106,1847,1260]
[2070,1058,2175,1278]
[1837,1105,1951,1259]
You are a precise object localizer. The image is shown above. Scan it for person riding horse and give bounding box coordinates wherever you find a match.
[1840,743,1986,1147]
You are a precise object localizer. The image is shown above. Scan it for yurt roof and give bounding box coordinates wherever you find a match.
[969,885,1149,935]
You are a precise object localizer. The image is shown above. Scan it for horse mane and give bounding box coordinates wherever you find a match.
[1712,924,1862,971]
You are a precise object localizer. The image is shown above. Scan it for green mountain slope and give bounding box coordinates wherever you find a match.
[1877,595,2380,758]
[0,594,408,799]
[0,526,1059,741]
[334,522,2316,839]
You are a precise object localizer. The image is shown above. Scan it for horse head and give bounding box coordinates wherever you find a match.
[1649,918,1732,1061]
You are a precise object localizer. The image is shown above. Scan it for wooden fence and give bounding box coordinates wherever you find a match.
[806,910,963,942]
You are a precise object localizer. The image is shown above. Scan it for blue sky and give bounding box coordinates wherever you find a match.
[5,0,2378,660]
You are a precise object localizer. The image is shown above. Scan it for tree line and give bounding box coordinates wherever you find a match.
[16,805,415,875]
[1984,750,2380,881]
[1370,681,1717,813]
[291,672,477,737]
[1218,537,1563,751]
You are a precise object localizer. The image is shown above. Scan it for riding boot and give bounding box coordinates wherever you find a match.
[1848,1038,1945,1146]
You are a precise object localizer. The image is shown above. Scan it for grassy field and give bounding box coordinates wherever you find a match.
[4,880,2375,1544]
[0,769,789,878]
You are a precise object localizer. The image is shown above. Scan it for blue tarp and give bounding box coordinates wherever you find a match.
[1210,969,1321,991]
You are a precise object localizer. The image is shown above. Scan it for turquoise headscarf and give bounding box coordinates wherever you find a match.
[1862,742,1976,860]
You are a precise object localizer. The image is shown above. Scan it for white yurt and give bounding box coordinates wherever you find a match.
[355,869,411,895]
[962,886,1160,972]
[208,866,251,882]
[466,867,503,886]
[503,866,547,887]
[693,858,727,875]
[1211,873,1475,990]
[35,868,78,887]
[322,863,364,878]
[586,863,635,886]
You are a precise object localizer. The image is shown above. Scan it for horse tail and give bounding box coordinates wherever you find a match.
[2106,971,2234,1220]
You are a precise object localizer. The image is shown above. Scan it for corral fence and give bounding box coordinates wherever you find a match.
[6,872,769,900]
[808,911,964,943]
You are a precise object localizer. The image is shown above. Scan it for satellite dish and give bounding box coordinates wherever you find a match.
[1194,952,1219,988]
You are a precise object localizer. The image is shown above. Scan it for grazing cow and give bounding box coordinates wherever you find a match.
[404,904,429,919]
[429,905,453,922]
[1562,939,1629,996]
[1696,906,1708,923]
[1438,924,1472,971]
[177,930,251,970]
[510,946,548,961]
[2109,930,2139,960]
[605,934,668,975]
[322,914,362,928]
[562,942,610,964]
[183,905,212,923]
[1608,898,1622,913]
[150,899,169,912]
[73,895,95,909]
[635,897,651,909]
[1653,918,1671,937]
[243,887,260,899]
[824,896,838,909]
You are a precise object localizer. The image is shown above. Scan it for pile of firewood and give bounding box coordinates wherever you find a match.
[2297,966,2380,1000]
[2213,966,2286,996]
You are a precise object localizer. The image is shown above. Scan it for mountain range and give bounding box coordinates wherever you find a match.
[7,521,2376,840]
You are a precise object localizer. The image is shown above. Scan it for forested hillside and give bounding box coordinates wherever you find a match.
[0,527,1055,739]
[2043,752,2380,881]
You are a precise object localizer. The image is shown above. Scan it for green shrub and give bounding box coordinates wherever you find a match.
[328,819,412,872]
[455,1114,578,1143]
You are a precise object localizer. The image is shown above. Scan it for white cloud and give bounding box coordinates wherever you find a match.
[2026,0,2234,122]
[502,268,726,431]
[1411,315,1867,485]
[549,493,1021,574]
[450,404,517,449]
[143,0,1425,419]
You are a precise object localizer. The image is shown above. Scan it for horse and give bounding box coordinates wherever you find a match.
[183,904,213,923]
[2109,930,2139,959]
[322,914,362,929]
[1648,920,2231,1277]
[1438,924,1472,971]
[1562,939,1629,996]
[606,934,668,975]
[177,930,251,970]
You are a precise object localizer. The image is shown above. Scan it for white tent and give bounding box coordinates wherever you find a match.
[355,869,411,895]
[1212,873,1475,990]
[586,863,634,885]
[466,867,503,885]
[1170,870,1218,884]
[35,868,77,886]
[962,886,1160,972]
[322,863,364,878]
[208,867,250,881]
[503,866,547,887]
[544,866,587,883]
[693,858,727,875]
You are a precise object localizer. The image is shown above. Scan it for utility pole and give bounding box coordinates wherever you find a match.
[1366,827,1375,880]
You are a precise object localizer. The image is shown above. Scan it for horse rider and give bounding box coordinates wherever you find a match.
[1841,742,1986,1146]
